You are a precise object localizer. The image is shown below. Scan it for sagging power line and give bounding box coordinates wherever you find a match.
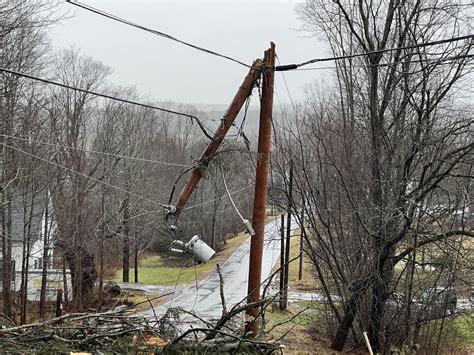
[3,142,173,211]
[0,134,192,168]
[0,67,214,140]
[66,0,251,69]
[183,185,251,211]
[5,135,256,215]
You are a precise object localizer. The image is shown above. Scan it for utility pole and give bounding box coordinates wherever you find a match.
[279,214,285,309]
[168,59,263,221]
[281,159,293,310]
[298,196,304,281]
[246,43,275,337]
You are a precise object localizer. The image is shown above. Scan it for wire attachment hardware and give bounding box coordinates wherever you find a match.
[243,219,255,236]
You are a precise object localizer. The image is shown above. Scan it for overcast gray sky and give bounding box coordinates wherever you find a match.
[51,1,330,106]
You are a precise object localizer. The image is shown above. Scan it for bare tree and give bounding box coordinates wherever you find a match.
[47,47,112,308]
[270,0,474,352]
[0,0,59,319]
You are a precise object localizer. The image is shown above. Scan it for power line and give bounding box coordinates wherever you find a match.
[221,172,243,220]
[293,54,474,72]
[3,142,172,210]
[66,0,251,69]
[1,134,192,168]
[183,185,251,211]
[0,67,214,140]
[221,171,255,236]
[276,34,474,71]
[275,54,297,112]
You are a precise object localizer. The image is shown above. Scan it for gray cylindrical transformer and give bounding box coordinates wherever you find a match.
[185,235,216,263]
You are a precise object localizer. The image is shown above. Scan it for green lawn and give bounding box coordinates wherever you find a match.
[455,312,474,344]
[110,231,250,285]
[287,232,318,290]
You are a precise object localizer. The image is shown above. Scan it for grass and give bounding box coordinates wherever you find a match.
[264,307,314,338]
[263,305,336,354]
[111,212,281,286]
[110,231,250,285]
[286,231,319,291]
[295,299,333,311]
[455,312,474,344]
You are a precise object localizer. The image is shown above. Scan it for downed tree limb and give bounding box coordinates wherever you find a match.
[0,257,299,353]
[169,327,282,353]
[216,263,228,316]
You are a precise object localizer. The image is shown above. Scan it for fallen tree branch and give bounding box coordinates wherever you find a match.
[216,263,228,316]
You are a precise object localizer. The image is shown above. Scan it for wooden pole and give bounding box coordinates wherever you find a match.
[246,43,275,337]
[281,160,293,310]
[170,59,263,219]
[62,256,68,305]
[298,197,304,281]
[279,214,285,309]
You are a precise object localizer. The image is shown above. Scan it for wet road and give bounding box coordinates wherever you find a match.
[140,216,298,321]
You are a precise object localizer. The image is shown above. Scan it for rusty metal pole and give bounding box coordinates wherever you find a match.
[170,59,263,220]
[246,43,275,337]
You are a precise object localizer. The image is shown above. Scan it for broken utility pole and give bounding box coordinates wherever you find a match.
[246,42,275,337]
[168,58,263,221]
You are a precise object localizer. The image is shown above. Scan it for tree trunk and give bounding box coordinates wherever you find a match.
[1,180,13,319]
[368,244,395,353]
[20,229,32,325]
[98,237,104,311]
[331,290,363,351]
[368,278,386,352]
[19,220,28,324]
[55,288,62,317]
[122,193,130,283]
[20,191,36,324]
[65,246,97,309]
[39,197,49,319]
[403,234,417,342]
[62,256,68,305]
[134,244,138,283]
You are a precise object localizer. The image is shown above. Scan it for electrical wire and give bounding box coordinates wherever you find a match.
[167,255,194,309]
[239,95,252,136]
[221,170,245,222]
[275,54,297,112]
[276,34,474,71]
[0,134,192,168]
[0,67,214,140]
[183,185,252,211]
[293,58,474,71]
[66,0,251,69]
[3,142,172,210]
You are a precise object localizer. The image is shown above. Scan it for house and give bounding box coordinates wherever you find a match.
[0,190,71,302]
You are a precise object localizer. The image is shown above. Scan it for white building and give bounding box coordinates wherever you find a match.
[1,191,71,301]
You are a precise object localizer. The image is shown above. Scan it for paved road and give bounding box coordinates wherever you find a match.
[140,216,298,321]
